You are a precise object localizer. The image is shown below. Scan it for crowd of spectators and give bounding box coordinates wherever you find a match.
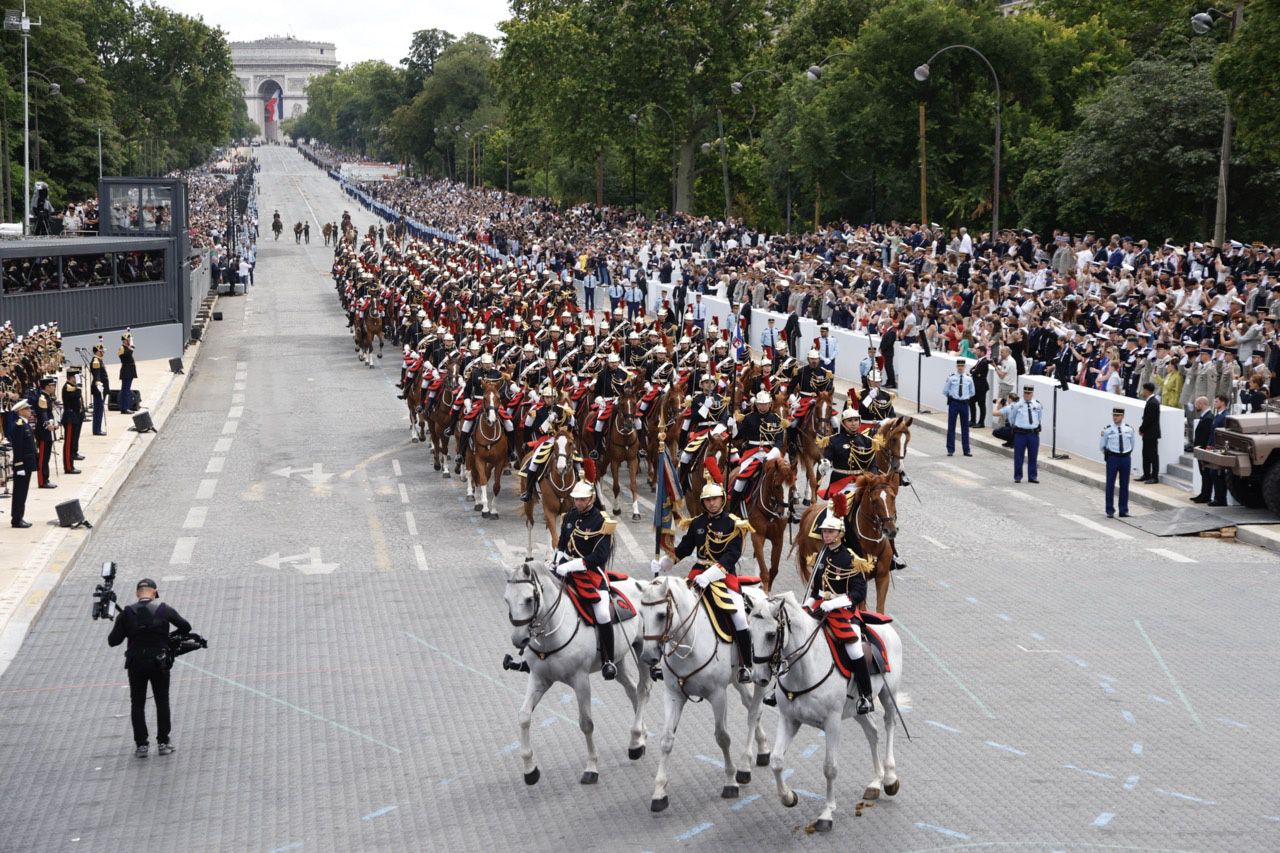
[307,146,1280,420]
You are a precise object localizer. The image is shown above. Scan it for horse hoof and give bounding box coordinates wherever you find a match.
[862,787,881,800]
[491,512,499,520]
[473,504,482,512]
[376,353,382,359]
[756,752,771,767]
[782,791,798,808]
[884,780,900,796]
[524,767,540,786]
[628,745,646,761]
[482,510,490,519]
[721,785,738,799]
[580,771,599,785]
[442,473,451,480]
[410,437,419,443]
[650,796,669,812]
[433,463,441,471]
[633,513,641,521]
[802,499,812,506]
[816,819,833,833]
[735,770,751,785]
[613,506,621,515]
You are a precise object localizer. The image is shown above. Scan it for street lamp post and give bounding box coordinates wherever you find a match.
[700,107,732,222]
[1192,3,1245,249]
[912,45,1002,238]
[3,4,44,234]
[732,68,793,234]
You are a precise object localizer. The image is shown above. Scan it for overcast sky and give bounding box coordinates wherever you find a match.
[159,0,509,66]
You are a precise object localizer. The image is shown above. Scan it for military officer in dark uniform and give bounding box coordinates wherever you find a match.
[650,479,753,683]
[550,480,618,679]
[857,370,896,422]
[107,578,193,757]
[118,331,138,415]
[34,375,57,488]
[7,398,37,527]
[61,367,85,474]
[787,349,833,454]
[819,407,878,498]
[589,353,632,459]
[729,391,785,515]
[90,340,109,435]
[803,515,875,713]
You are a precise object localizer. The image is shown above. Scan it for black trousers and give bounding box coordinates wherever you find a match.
[971,384,989,427]
[128,667,171,746]
[1196,463,1226,503]
[10,470,30,524]
[1141,435,1159,480]
[882,353,896,387]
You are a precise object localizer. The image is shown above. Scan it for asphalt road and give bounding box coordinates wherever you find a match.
[0,147,1276,853]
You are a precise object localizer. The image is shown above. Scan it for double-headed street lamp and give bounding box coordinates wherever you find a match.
[732,69,795,234]
[1192,3,1244,249]
[913,44,1002,239]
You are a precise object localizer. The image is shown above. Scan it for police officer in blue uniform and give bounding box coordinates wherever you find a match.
[607,278,626,315]
[941,359,975,456]
[1007,384,1043,483]
[1099,407,1136,518]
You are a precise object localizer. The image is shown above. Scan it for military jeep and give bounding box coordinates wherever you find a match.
[1194,404,1280,515]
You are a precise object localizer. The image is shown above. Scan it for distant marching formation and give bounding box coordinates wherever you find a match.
[329,221,916,831]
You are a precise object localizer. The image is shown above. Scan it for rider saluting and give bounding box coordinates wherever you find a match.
[804,516,875,714]
[553,480,619,680]
[650,479,754,684]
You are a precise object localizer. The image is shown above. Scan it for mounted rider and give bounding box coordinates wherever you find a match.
[552,480,619,680]
[519,386,577,502]
[804,515,875,714]
[858,370,897,423]
[649,478,754,684]
[589,353,633,460]
[678,372,732,487]
[729,391,785,516]
[448,352,515,466]
[787,349,834,454]
[818,407,878,499]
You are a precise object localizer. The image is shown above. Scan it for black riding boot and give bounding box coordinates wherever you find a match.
[591,428,607,460]
[734,629,753,684]
[456,431,470,468]
[849,655,874,715]
[890,542,906,572]
[598,623,617,680]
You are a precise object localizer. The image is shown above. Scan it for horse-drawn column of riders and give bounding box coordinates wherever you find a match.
[329,216,913,829]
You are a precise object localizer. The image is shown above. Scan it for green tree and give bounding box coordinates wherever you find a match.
[1214,0,1280,164]
[402,27,454,95]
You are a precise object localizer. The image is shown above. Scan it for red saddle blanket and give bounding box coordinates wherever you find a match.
[563,571,637,626]
[822,617,891,679]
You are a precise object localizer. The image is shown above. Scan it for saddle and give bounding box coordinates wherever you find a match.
[695,576,762,644]
[821,616,892,680]
[563,571,638,626]
[792,396,816,419]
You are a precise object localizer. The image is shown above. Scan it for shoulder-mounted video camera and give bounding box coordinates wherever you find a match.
[92,561,120,620]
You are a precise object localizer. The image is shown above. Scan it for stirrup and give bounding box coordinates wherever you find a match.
[737,666,753,684]
[601,661,618,681]
[649,665,664,681]
[502,653,530,673]
[854,695,873,715]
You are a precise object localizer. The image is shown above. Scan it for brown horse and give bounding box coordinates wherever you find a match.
[599,387,642,521]
[354,306,385,366]
[871,416,914,480]
[465,380,509,519]
[639,386,681,491]
[791,471,899,614]
[426,367,462,476]
[322,222,333,246]
[520,428,578,559]
[407,365,427,444]
[730,454,795,592]
[792,389,834,506]
[294,222,303,243]
[682,427,732,518]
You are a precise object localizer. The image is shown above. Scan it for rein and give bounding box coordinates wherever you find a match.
[756,603,838,701]
[507,570,579,660]
[641,583,717,701]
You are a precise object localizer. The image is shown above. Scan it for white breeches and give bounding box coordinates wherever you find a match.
[728,590,748,631]
[593,598,612,625]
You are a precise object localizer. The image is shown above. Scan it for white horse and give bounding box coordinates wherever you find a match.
[748,592,904,831]
[638,575,771,811]
[503,560,651,786]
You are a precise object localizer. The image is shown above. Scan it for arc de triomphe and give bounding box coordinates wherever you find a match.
[230,36,339,141]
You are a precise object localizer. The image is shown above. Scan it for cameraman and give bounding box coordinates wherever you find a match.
[107,578,191,757]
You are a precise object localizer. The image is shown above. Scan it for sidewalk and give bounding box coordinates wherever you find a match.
[824,373,1280,555]
[0,344,204,671]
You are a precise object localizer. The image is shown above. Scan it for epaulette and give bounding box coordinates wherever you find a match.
[729,513,755,535]
[601,515,617,536]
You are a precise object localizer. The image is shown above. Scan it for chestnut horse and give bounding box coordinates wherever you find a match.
[792,389,834,506]
[465,380,509,519]
[427,367,462,476]
[520,429,578,559]
[354,305,384,366]
[733,454,795,592]
[682,427,732,518]
[790,471,899,615]
[598,387,643,521]
[640,386,681,491]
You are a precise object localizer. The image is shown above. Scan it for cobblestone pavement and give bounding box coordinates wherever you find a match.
[0,147,1277,853]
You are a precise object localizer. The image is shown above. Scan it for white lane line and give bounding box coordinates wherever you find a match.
[935,470,978,488]
[921,535,949,550]
[232,393,245,404]
[228,406,244,419]
[169,537,197,565]
[1147,548,1196,563]
[1001,487,1050,505]
[206,457,225,473]
[906,447,931,457]
[214,438,233,453]
[235,371,247,381]
[183,507,207,529]
[222,421,239,434]
[234,382,246,391]
[398,483,410,504]
[935,461,987,480]
[1061,513,1133,540]
[236,361,248,370]
[405,511,418,536]
[195,479,218,500]
[414,544,429,571]
[392,459,402,477]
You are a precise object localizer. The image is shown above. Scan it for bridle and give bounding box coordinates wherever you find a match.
[748,457,791,522]
[855,484,897,544]
[506,567,578,660]
[753,600,838,702]
[640,580,717,700]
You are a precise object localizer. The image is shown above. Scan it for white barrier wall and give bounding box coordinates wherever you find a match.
[574,280,1183,474]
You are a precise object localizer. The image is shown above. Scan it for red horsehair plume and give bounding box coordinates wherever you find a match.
[832,491,849,519]
[582,458,598,484]
[703,456,724,486]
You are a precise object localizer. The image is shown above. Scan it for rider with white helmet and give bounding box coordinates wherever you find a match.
[804,514,875,714]
[551,479,618,680]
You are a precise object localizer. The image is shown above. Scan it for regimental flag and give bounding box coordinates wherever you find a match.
[731,314,746,360]
[265,85,283,123]
[652,444,684,557]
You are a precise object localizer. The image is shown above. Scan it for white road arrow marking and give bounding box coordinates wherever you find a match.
[271,463,335,485]
[256,548,340,574]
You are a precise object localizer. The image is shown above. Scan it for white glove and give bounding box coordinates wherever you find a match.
[820,595,852,612]
[698,405,710,418]
[559,558,586,574]
[94,382,104,394]
[650,555,673,576]
[696,564,726,588]
[552,550,568,566]
[594,396,603,406]
[803,597,816,610]
[788,394,798,406]
[817,459,833,478]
